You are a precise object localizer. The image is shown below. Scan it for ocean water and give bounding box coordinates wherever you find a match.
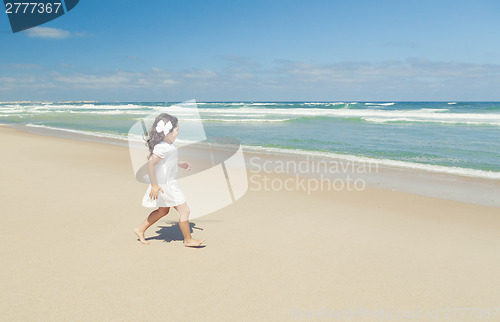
[1,101,499,179]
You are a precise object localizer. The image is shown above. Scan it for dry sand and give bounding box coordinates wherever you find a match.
[1,125,499,321]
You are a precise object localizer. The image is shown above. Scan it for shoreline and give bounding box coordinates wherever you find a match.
[5,122,500,208]
[7,122,500,177]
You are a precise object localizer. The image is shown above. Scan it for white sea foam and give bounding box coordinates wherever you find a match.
[249,103,280,106]
[362,117,410,123]
[0,108,28,114]
[217,113,267,117]
[16,123,500,180]
[189,107,500,126]
[185,118,291,123]
[304,102,345,106]
[362,117,500,126]
[365,102,395,106]
[23,123,197,147]
[197,102,247,106]
[197,102,246,107]
[37,103,146,110]
[5,108,147,116]
[16,103,496,126]
[68,110,148,115]
[0,104,23,109]
[241,144,500,180]
[6,102,499,130]
[415,108,449,112]
[25,123,128,140]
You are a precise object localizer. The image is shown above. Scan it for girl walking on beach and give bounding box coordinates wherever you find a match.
[134,113,205,247]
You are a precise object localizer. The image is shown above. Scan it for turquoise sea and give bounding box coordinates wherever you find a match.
[1,101,499,179]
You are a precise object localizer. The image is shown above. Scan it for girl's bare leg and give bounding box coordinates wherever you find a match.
[134,207,170,244]
[175,203,205,247]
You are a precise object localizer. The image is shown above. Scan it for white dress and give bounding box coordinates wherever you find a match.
[142,142,186,207]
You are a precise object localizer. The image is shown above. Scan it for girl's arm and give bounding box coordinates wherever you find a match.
[148,154,164,199]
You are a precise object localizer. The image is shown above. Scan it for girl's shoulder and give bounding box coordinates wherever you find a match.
[153,142,175,158]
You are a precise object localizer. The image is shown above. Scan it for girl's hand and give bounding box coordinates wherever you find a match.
[178,162,191,171]
[149,184,164,200]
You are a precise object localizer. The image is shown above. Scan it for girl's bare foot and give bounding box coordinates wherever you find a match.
[134,228,150,244]
[183,238,205,247]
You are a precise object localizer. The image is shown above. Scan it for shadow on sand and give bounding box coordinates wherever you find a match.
[145,221,206,247]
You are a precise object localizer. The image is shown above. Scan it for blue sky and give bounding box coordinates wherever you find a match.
[1,0,499,101]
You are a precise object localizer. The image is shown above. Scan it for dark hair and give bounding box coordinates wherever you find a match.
[145,113,178,159]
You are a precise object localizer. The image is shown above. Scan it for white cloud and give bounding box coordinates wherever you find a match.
[25,27,85,39]
[1,59,500,100]
[268,59,500,90]
[183,69,218,79]
[50,69,179,89]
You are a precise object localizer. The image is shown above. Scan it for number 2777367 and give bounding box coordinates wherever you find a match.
[5,2,62,14]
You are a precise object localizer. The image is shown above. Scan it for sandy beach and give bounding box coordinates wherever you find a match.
[1,124,499,321]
